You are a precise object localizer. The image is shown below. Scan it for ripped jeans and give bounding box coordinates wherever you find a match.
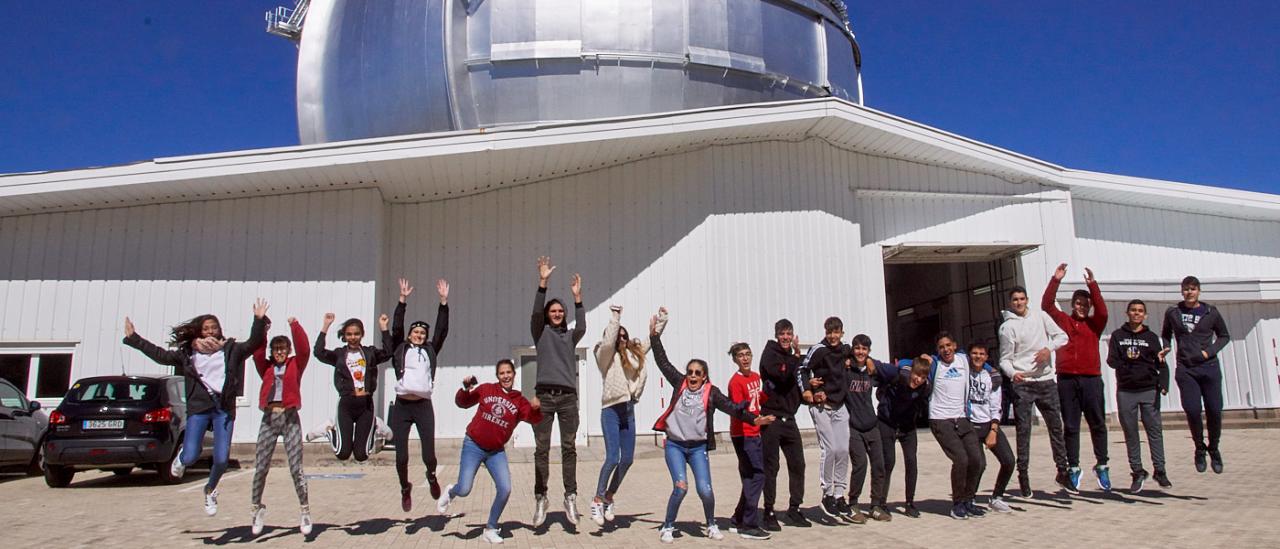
[662,439,713,529]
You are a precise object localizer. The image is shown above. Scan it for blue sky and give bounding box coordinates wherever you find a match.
[1,1,1276,194]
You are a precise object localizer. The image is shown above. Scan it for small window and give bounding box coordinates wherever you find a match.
[68,380,160,403]
[0,381,25,408]
[0,355,30,393]
[36,354,73,398]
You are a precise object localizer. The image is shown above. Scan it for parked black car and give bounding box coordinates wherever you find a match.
[0,378,46,476]
[43,375,211,487]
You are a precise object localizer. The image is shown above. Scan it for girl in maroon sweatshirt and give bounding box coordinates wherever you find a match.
[437,359,542,544]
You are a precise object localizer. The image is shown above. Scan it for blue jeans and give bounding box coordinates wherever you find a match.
[596,401,636,498]
[182,403,233,491]
[663,439,714,529]
[449,436,512,529]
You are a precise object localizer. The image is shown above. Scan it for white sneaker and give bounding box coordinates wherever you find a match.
[305,420,335,443]
[705,524,724,540]
[300,507,313,535]
[204,487,219,516]
[564,494,579,525]
[659,527,675,544]
[589,500,606,526]
[251,505,266,534]
[532,495,548,527]
[437,483,455,514]
[603,501,616,521]
[170,454,186,479]
[482,528,504,544]
[989,497,1013,514]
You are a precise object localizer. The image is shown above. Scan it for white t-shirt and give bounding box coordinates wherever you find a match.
[345,349,367,391]
[928,353,970,420]
[968,368,998,424]
[191,350,226,395]
[395,346,434,399]
[271,362,286,402]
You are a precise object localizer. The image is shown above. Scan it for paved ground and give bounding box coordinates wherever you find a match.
[3,427,1275,548]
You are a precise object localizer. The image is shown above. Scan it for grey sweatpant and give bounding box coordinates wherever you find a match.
[1117,389,1165,473]
[810,405,850,497]
[251,408,309,508]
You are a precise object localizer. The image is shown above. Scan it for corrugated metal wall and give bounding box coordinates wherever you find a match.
[0,188,384,442]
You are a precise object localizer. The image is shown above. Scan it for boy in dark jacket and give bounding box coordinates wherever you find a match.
[1161,275,1230,473]
[1109,299,1172,492]
[845,334,888,523]
[757,319,810,530]
[798,317,852,519]
[875,357,931,518]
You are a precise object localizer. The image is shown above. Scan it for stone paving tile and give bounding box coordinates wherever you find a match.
[3,427,1275,548]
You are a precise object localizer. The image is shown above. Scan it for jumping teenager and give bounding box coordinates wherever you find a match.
[727,342,771,540]
[122,298,269,516]
[998,285,1071,496]
[650,308,774,543]
[1043,263,1111,491]
[967,343,1014,514]
[248,317,312,535]
[590,305,663,527]
[1108,299,1172,493]
[385,277,450,511]
[313,309,393,462]
[876,357,931,518]
[1161,276,1230,474]
[758,319,811,530]
[799,316,853,520]
[530,256,587,527]
[437,360,543,545]
[928,333,985,520]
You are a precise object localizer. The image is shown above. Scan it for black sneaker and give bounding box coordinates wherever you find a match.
[820,496,840,519]
[1208,449,1223,474]
[1194,450,1208,473]
[964,500,986,518]
[836,498,854,521]
[761,510,782,532]
[1153,469,1173,488]
[1056,470,1079,494]
[1129,470,1149,494]
[1018,471,1033,498]
[870,505,891,522]
[784,507,811,527]
[903,504,921,518]
[738,527,771,540]
[949,502,968,520]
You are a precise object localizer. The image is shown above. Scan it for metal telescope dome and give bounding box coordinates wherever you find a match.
[269,0,862,145]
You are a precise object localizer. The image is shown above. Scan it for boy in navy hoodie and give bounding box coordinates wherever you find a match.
[1161,276,1230,474]
[845,334,889,523]
[1111,299,1172,492]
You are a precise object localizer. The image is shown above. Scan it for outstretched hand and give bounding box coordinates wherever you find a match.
[570,273,582,301]
[322,312,335,330]
[437,278,449,305]
[1083,267,1095,284]
[124,317,135,338]
[537,256,556,285]
[1053,262,1068,281]
[399,278,414,302]
[753,414,777,426]
[378,313,390,331]
[253,298,269,319]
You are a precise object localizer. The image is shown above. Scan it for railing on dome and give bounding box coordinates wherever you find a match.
[266,0,310,42]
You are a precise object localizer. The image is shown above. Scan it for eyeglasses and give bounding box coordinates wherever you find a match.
[687,370,705,377]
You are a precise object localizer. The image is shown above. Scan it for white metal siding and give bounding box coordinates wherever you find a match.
[0,189,384,442]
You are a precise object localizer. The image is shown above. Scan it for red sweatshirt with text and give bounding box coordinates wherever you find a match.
[456,383,543,451]
[1042,277,1108,376]
[728,370,765,437]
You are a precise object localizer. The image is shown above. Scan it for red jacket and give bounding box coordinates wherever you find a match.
[456,383,543,451]
[728,370,764,437]
[252,320,309,410]
[1041,278,1108,376]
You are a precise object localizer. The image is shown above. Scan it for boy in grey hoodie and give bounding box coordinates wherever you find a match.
[997,285,1071,496]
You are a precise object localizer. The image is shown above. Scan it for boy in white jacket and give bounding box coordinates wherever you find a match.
[997,285,1071,497]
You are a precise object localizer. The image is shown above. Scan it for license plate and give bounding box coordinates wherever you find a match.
[83,420,124,430]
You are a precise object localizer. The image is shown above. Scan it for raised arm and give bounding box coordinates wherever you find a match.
[121,317,186,370]
[373,313,394,364]
[289,318,310,372]
[432,279,450,353]
[240,298,270,353]
[1040,263,1071,326]
[313,313,338,366]
[1084,269,1108,332]
[252,335,271,377]
[570,273,586,345]
[532,256,554,341]
[392,278,412,344]
[595,306,622,374]
[649,331,683,387]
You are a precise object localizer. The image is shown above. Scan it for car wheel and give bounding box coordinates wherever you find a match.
[156,442,184,485]
[44,464,74,488]
[26,443,44,477]
[109,467,133,476]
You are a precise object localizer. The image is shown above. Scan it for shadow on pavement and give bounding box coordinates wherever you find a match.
[588,512,659,535]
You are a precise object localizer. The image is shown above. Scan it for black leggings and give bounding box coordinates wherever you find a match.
[974,421,1015,498]
[334,394,375,462]
[878,420,918,504]
[390,397,437,489]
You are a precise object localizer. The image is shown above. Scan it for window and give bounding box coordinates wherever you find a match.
[0,355,30,393]
[0,349,76,401]
[36,355,73,398]
[68,380,159,403]
[0,380,25,409]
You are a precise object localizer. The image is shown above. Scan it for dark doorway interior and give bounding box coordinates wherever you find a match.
[883,255,1021,362]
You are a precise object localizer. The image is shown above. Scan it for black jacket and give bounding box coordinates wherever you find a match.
[122,315,267,419]
[315,329,393,397]
[1161,302,1230,369]
[844,359,878,432]
[650,334,755,451]
[874,359,929,429]
[799,340,851,407]
[384,301,449,386]
[1108,324,1169,393]
[759,340,803,417]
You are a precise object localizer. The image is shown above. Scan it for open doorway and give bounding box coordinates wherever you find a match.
[882,245,1031,361]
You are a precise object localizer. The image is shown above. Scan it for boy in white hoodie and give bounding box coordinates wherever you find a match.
[997,285,1071,497]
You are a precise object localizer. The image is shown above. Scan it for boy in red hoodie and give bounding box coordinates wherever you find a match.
[1042,263,1110,492]
[249,317,312,536]
[438,359,543,545]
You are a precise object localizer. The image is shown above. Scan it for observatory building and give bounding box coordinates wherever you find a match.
[2,1,1278,445]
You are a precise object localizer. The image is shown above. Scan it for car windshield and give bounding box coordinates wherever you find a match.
[67,380,159,403]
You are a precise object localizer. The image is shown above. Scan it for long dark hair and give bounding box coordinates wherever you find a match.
[170,314,222,349]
